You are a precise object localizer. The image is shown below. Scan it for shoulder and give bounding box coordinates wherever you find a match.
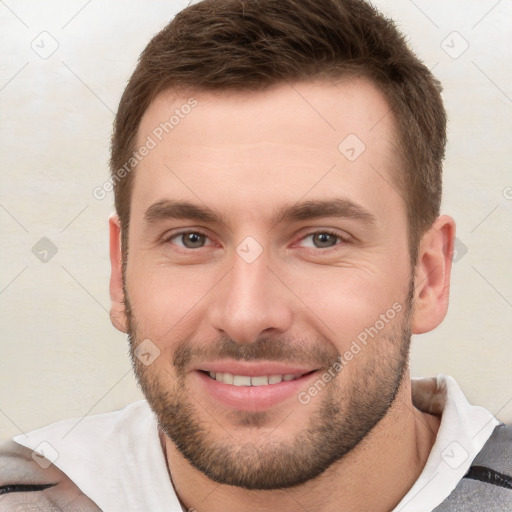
[434,424,512,511]
[0,439,102,511]
[474,423,512,467]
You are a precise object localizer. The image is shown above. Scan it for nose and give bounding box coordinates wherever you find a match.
[207,251,294,345]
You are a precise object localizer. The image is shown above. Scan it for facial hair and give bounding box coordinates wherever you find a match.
[126,281,413,490]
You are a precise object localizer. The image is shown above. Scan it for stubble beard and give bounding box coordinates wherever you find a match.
[125,282,413,490]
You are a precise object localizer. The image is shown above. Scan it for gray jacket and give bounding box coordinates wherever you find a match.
[1,425,511,511]
[434,423,512,511]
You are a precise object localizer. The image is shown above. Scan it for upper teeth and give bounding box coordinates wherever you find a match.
[208,372,302,386]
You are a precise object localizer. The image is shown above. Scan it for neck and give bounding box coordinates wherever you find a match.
[163,376,440,512]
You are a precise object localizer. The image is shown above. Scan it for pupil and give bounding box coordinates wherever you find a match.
[314,233,336,248]
[184,233,204,248]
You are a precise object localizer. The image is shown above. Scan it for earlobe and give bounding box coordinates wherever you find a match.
[411,215,456,335]
[109,213,128,333]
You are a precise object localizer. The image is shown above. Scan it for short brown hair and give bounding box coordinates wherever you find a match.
[110,0,446,264]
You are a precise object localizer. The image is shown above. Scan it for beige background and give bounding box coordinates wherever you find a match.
[1,0,511,442]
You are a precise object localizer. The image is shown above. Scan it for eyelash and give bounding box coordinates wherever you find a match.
[162,229,349,251]
[297,229,350,249]
[163,230,212,250]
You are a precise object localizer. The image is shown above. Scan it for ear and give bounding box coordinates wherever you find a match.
[411,215,456,334]
[109,213,128,333]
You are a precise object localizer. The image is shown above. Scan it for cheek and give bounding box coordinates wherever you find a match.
[283,265,410,350]
[126,263,216,341]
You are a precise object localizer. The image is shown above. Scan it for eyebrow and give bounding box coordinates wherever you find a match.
[145,200,222,224]
[272,198,376,225]
[144,198,376,227]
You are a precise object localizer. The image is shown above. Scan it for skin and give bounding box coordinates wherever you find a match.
[109,78,455,511]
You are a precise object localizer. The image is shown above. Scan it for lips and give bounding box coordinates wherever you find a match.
[192,361,319,411]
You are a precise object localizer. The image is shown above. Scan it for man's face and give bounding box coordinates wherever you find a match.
[123,78,414,489]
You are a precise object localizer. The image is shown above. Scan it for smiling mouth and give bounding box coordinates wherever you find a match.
[203,371,315,386]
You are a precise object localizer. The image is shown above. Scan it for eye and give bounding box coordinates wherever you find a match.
[298,230,345,249]
[167,231,209,249]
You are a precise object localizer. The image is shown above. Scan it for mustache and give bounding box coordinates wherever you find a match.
[172,334,341,373]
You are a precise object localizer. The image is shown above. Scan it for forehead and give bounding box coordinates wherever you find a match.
[131,78,403,225]
[137,77,396,150]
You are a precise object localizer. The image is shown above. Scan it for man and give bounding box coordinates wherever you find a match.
[1,0,510,510]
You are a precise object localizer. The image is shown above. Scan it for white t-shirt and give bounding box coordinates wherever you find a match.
[13,375,500,512]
